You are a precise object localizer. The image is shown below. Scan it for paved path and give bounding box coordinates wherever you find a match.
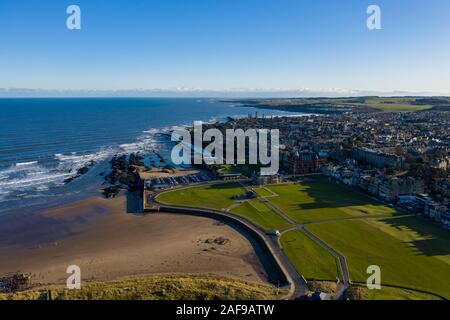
[153,188,308,300]
[243,182,353,296]
[154,181,417,300]
[151,180,427,300]
[153,181,386,299]
[302,213,420,225]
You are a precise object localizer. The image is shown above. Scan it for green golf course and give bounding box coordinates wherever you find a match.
[306,216,450,299]
[156,178,450,299]
[157,183,246,210]
[230,199,291,231]
[265,178,398,223]
[280,229,341,281]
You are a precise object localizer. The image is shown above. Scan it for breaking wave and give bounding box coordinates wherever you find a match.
[0,127,166,203]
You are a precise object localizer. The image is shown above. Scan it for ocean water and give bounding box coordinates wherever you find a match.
[0,98,298,214]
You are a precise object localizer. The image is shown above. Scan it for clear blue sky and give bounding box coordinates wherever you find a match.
[0,0,449,95]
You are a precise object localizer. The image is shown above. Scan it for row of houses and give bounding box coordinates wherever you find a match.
[426,202,450,228]
[323,163,450,228]
[352,147,405,169]
[399,194,450,228]
[323,164,425,201]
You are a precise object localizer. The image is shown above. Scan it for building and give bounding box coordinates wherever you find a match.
[434,179,450,198]
[253,174,282,186]
[425,203,450,228]
[352,147,404,169]
[288,150,320,175]
[221,173,244,181]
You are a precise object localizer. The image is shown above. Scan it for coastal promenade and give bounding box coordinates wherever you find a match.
[151,184,308,300]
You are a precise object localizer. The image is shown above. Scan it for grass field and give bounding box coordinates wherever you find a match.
[280,230,341,281]
[265,178,398,223]
[157,183,291,231]
[365,286,442,300]
[157,183,246,210]
[361,97,433,112]
[306,216,450,299]
[253,187,274,198]
[157,178,450,300]
[0,275,284,300]
[239,97,440,113]
[230,199,291,231]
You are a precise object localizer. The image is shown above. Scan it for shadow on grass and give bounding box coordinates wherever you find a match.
[204,183,247,201]
[205,183,242,191]
[284,178,393,215]
[380,216,450,257]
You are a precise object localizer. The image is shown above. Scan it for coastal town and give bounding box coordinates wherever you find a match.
[2,0,450,307]
[128,109,449,231]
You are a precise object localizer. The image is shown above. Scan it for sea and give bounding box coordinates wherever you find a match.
[0,98,301,215]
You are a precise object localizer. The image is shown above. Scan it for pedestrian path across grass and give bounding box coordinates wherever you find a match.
[156,178,450,299]
[265,178,399,223]
[230,199,291,232]
[253,187,276,198]
[280,229,341,281]
[305,216,450,299]
[157,183,246,210]
[157,183,292,231]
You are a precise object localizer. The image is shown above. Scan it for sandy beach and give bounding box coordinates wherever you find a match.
[0,195,268,287]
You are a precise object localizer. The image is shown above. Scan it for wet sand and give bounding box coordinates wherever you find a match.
[0,196,268,287]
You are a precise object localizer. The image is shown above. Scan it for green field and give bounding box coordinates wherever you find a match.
[236,96,441,113]
[157,183,246,210]
[230,199,291,231]
[365,286,442,300]
[217,164,261,177]
[253,187,274,198]
[361,97,433,112]
[306,216,450,299]
[265,178,398,223]
[0,275,284,300]
[157,183,291,231]
[280,230,341,281]
[156,178,450,299]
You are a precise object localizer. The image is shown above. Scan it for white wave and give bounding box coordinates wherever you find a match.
[15,161,38,167]
[55,148,115,172]
[142,128,161,134]
[0,160,73,201]
[0,125,173,202]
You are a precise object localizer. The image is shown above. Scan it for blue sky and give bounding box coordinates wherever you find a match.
[0,0,449,95]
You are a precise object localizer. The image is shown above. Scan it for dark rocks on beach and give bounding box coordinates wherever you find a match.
[103,153,145,197]
[204,237,230,246]
[111,155,129,171]
[63,176,76,184]
[129,153,145,167]
[63,161,95,185]
[0,272,31,292]
[77,164,91,175]
[102,186,122,198]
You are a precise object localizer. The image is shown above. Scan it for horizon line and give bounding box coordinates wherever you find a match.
[1,88,449,99]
